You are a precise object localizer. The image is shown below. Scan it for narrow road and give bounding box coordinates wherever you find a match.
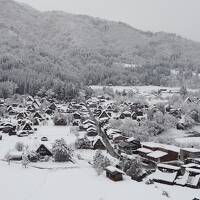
[83,98,120,159]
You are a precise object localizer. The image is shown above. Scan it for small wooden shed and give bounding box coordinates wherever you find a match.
[105,166,124,181]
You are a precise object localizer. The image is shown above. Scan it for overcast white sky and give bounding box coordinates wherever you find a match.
[15,0,200,42]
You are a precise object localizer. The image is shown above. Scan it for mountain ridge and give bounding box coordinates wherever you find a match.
[0,0,200,98]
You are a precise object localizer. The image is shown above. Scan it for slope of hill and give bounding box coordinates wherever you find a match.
[0,0,200,99]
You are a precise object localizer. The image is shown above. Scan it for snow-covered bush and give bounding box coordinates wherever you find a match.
[184,115,195,128]
[52,138,73,162]
[141,120,164,136]
[162,191,170,198]
[15,142,24,152]
[126,158,143,181]
[4,151,11,165]
[119,157,143,181]
[21,152,30,168]
[27,151,39,162]
[145,179,154,185]
[119,157,132,172]
[75,137,92,149]
[109,119,122,129]
[163,114,178,129]
[43,155,50,162]
[53,114,68,126]
[93,150,110,175]
[77,154,84,160]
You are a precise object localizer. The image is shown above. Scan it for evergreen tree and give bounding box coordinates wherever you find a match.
[180,85,188,97]
[52,138,73,162]
[93,150,110,175]
[126,158,143,181]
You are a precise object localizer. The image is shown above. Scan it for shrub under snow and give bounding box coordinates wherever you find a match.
[52,138,73,162]
[15,142,24,152]
[93,150,110,175]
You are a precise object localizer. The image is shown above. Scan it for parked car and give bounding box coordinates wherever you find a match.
[41,136,48,141]
[2,126,13,133]
[8,130,17,136]
[17,131,29,137]
[28,130,34,134]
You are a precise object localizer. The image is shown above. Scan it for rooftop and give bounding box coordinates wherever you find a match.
[147,150,168,159]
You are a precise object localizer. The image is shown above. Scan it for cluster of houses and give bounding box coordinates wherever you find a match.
[1,93,200,187]
[0,96,60,137]
[67,95,200,186]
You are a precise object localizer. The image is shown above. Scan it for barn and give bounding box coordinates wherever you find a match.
[142,142,180,162]
[36,144,53,157]
[33,112,43,120]
[99,111,110,119]
[105,166,124,181]
[92,136,106,150]
[152,163,180,185]
[49,102,57,111]
[22,122,33,131]
[146,150,168,163]
[73,112,81,120]
[87,128,98,137]
[180,148,200,161]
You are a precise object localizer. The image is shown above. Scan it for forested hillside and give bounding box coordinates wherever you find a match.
[0,0,200,99]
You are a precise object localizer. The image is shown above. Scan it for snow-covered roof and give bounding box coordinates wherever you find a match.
[186,167,200,174]
[182,163,200,168]
[83,119,95,124]
[122,110,131,115]
[137,148,153,154]
[147,150,168,159]
[152,169,178,183]
[112,133,123,139]
[28,141,52,152]
[105,166,124,174]
[87,126,97,131]
[181,148,200,153]
[126,137,136,143]
[142,142,180,153]
[175,172,190,185]
[188,157,200,162]
[188,174,200,187]
[107,129,121,135]
[121,153,137,160]
[176,170,200,186]
[92,136,105,146]
[9,151,23,157]
[157,163,180,171]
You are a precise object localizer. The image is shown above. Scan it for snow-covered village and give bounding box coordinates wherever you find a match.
[1,0,200,199]
[0,85,200,200]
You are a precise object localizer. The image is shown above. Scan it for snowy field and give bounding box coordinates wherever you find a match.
[91,85,198,94]
[0,124,78,159]
[0,122,200,200]
[0,124,199,200]
[154,127,200,146]
[175,125,200,144]
[91,85,199,105]
[0,160,199,200]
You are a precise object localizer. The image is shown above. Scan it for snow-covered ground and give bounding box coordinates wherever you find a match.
[176,136,200,144]
[0,124,78,159]
[153,127,200,146]
[91,85,198,94]
[0,122,199,200]
[0,160,199,200]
